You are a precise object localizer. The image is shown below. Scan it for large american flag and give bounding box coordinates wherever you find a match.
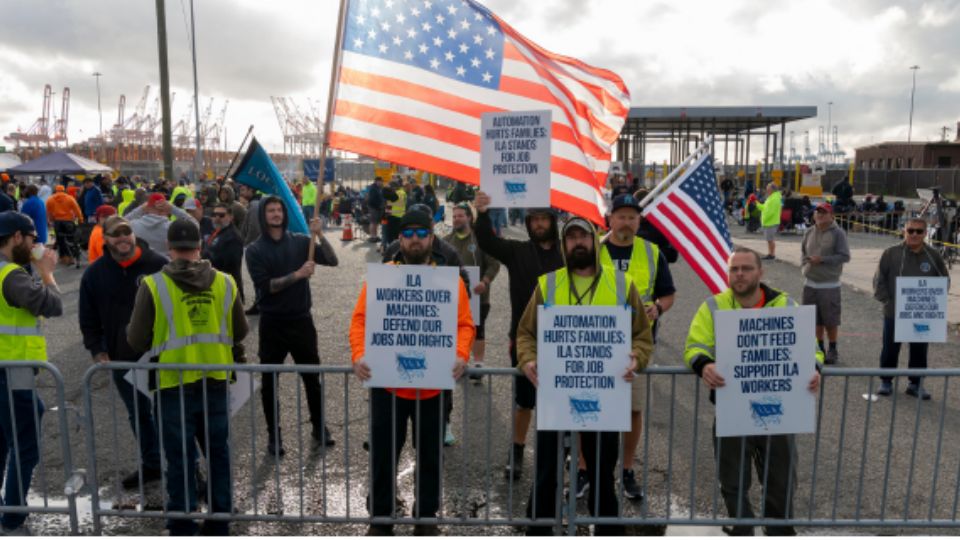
[328,0,631,224]
[642,154,733,294]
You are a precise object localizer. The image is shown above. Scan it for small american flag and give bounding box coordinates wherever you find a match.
[328,0,631,224]
[642,154,733,294]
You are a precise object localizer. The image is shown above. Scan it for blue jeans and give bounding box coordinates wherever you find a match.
[0,372,44,530]
[488,208,507,237]
[111,370,161,470]
[302,205,314,221]
[158,381,231,536]
[879,317,928,386]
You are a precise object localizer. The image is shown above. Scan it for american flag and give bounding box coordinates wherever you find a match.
[642,154,733,294]
[328,0,631,224]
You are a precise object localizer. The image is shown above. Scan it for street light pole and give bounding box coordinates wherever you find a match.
[908,65,919,143]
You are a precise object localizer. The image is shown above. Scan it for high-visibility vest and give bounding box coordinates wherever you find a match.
[599,238,660,302]
[537,264,631,307]
[0,262,46,390]
[302,182,317,207]
[142,270,236,390]
[390,189,407,218]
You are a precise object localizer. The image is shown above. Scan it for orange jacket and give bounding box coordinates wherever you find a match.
[45,192,84,222]
[88,225,105,263]
[350,266,475,400]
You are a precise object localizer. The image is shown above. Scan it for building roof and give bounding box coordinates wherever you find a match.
[622,106,818,136]
[855,141,960,151]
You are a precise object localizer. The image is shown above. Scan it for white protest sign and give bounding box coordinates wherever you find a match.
[536,305,632,432]
[895,276,949,343]
[465,266,481,324]
[714,306,817,437]
[363,263,460,390]
[480,110,552,208]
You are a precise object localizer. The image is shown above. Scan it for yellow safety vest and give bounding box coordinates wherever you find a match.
[0,262,46,390]
[537,264,632,307]
[143,270,236,390]
[390,189,407,218]
[599,238,660,302]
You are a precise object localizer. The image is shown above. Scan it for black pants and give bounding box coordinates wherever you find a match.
[384,215,402,244]
[526,431,623,536]
[258,315,326,437]
[879,316,928,386]
[714,426,797,536]
[53,221,78,259]
[369,389,442,519]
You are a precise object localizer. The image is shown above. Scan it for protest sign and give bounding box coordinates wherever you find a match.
[895,276,949,343]
[480,110,552,208]
[363,263,460,390]
[714,306,816,437]
[536,305,631,432]
[465,266,480,324]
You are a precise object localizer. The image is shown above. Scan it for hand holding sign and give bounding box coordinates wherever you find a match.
[474,191,491,213]
[353,359,372,381]
[702,363,726,390]
[453,359,468,381]
[522,361,538,387]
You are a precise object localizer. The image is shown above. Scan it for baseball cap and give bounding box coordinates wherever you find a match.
[167,219,201,249]
[610,193,642,214]
[183,198,199,211]
[148,193,166,207]
[102,216,132,237]
[561,217,594,238]
[400,209,433,230]
[0,211,36,237]
[95,205,117,219]
[815,203,833,213]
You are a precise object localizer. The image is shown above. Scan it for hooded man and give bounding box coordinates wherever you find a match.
[244,195,338,455]
[515,217,652,536]
[125,193,197,255]
[473,190,565,480]
[217,184,247,232]
[203,203,245,304]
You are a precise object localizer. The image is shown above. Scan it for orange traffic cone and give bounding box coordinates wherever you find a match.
[341,214,354,241]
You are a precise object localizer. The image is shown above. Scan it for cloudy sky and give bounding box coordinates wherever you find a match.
[1,0,958,162]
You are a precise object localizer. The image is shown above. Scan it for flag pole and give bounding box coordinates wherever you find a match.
[223,124,254,179]
[638,136,714,208]
[310,0,349,263]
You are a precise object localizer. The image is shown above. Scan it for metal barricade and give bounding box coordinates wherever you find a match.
[0,361,83,535]
[79,361,960,535]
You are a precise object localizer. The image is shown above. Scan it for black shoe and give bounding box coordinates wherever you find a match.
[905,384,932,400]
[366,524,394,536]
[267,438,286,457]
[121,466,162,489]
[413,524,440,536]
[722,525,755,536]
[504,445,524,480]
[244,305,260,316]
[761,255,775,261]
[313,425,336,447]
[876,382,893,396]
[622,469,644,501]
[575,470,590,499]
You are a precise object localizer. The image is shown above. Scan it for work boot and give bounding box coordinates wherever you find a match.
[905,384,932,400]
[504,444,524,480]
[312,425,336,447]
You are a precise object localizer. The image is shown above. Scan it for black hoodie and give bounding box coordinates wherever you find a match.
[475,210,563,339]
[244,196,338,319]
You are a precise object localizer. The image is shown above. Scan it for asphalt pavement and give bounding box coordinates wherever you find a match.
[25,215,960,535]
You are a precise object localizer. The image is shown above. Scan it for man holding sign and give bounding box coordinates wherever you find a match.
[685,247,822,536]
[516,217,652,536]
[873,217,950,400]
[349,208,475,536]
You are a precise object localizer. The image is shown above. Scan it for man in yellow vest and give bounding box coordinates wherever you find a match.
[0,211,61,535]
[684,247,822,535]
[516,217,653,536]
[126,219,249,536]
[598,193,676,502]
[383,179,407,245]
[301,179,318,221]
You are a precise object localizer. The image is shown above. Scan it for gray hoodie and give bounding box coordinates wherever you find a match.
[125,203,197,256]
[800,221,851,287]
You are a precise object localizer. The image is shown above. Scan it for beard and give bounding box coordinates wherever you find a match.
[401,244,431,265]
[530,226,552,243]
[11,243,31,266]
[453,223,468,233]
[614,227,634,243]
[567,246,594,270]
[732,278,760,298]
[106,239,136,261]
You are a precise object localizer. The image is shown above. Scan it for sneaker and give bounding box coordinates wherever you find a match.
[412,524,439,536]
[824,349,838,365]
[575,470,590,499]
[365,524,394,536]
[0,525,31,536]
[761,254,775,260]
[503,445,524,480]
[121,466,162,489]
[622,469,644,501]
[312,425,336,447]
[443,423,456,447]
[267,438,286,457]
[905,384,932,400]
[876,382,893,396]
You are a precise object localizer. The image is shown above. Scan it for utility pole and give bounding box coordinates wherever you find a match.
[155,0,174,182]
[189,0,203,182]
[908,65,919,143]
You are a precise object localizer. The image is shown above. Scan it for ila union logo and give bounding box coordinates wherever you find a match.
[749,397,784,429]
[503,179,528,201]
[396,351,427,382]
[569,392,601,425]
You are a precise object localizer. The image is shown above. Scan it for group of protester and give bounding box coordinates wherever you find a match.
[0,166,949,535]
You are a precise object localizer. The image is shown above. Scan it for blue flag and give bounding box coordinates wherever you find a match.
[232,137,308,234]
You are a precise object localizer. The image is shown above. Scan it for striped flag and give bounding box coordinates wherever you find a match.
[328,0,631,224]
[642,153,733,294]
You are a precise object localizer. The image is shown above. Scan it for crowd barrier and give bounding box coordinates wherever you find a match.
[2,361,959,534]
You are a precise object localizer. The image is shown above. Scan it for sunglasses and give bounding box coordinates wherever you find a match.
[213,212,228,217]
[400,228,430,239]
[107,227,133,238]
[906,228,926,235]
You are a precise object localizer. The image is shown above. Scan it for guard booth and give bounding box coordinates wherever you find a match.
[615,106,817,190]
